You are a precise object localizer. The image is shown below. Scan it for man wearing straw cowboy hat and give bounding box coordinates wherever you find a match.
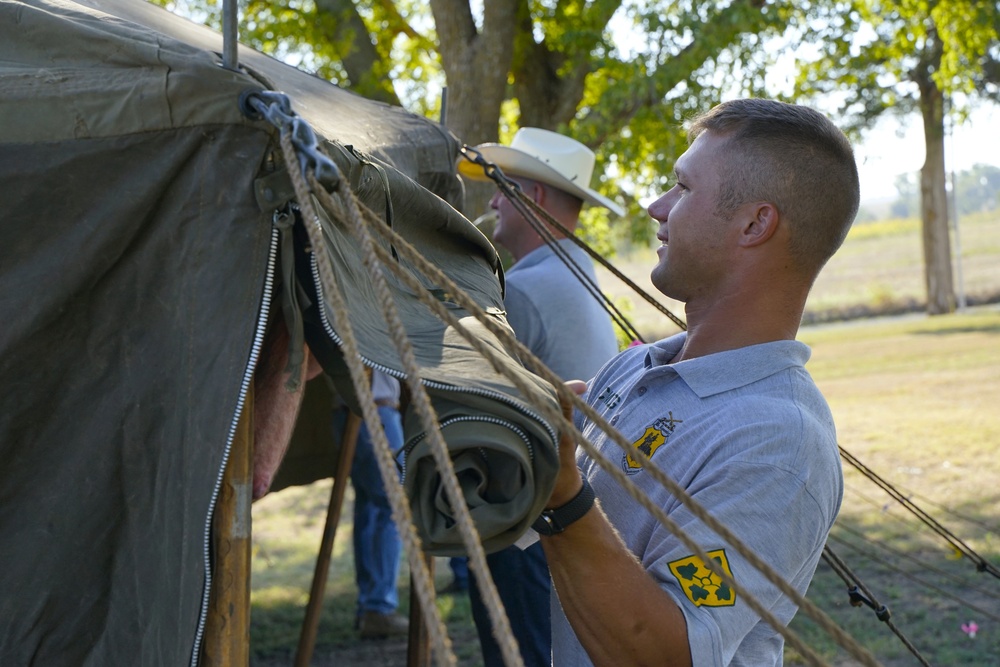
[457,128,626,666]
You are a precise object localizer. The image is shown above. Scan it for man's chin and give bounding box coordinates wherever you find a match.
[649,265,669,295]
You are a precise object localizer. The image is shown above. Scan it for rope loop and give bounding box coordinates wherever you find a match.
[241,89,340,189]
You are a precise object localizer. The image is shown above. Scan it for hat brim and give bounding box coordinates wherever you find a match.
[458,144,625,217]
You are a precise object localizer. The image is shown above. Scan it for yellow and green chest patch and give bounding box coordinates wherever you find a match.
[622,414,682,473]
[667,549,737,607]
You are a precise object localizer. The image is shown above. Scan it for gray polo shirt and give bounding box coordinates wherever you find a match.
[504,239,619,382]
[552,333,843,666]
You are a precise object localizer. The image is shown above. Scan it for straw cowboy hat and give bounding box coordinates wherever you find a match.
[458,127,625,217]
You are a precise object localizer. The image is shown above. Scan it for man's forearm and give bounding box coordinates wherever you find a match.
[541,501,693,667]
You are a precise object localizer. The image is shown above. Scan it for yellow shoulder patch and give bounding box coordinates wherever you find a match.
[667,549,737,607]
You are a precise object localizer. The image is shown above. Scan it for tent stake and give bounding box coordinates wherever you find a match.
[294,410,362,667]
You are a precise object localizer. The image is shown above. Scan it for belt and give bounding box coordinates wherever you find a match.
[374,399,400,410]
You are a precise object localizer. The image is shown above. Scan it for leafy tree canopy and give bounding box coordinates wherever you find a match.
[792,0,999,130]
[155,0,793,247]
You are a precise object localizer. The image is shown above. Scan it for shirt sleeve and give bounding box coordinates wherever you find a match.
[503,281,547,360]
[639,419,838,665]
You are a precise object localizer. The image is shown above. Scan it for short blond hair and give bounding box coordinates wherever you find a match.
[689,99,860,275]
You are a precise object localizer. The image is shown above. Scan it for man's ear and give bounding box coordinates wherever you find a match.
[531,181,546,206]
[738,202,780,248]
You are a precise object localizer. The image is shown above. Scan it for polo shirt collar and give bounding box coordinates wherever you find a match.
[508,238,575,273]
[645,332,812,398]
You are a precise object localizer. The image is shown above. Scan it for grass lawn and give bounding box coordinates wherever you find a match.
[789,308,1000,665]
[249,211,1000,665]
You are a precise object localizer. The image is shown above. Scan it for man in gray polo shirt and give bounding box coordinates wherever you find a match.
[537,99,859,665]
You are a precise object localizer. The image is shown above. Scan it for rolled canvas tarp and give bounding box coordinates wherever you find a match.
[0,0,558,663]
[286,144,560,554]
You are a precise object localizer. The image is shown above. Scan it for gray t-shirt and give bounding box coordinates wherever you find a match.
[504,239,619,382]
[552,333,843,666]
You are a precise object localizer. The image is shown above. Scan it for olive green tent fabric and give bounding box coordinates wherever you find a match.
[0,0,558,663]
[0,1,279,664]
[68,0,466,208]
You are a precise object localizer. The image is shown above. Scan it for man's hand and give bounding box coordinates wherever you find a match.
[547,379,588,508]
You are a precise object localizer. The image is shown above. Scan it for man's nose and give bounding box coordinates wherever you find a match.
[489,190,501,210]
[647,191,672,221]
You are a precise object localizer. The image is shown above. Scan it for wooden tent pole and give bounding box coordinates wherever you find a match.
[406,557,433,667]
[293,410,362,667]
[202,383,254,667]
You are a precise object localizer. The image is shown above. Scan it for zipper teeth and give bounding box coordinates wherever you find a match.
[307,252,556,443]
[189,226,279,667]
[400,414,532,484]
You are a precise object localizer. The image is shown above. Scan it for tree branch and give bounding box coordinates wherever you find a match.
[313,0,401,105]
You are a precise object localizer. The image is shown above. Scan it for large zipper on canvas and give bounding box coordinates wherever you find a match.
[189,225,279,667]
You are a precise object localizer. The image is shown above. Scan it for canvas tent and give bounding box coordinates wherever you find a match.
[0,0,559,664]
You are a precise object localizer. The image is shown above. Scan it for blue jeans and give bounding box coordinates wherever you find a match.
[449,556,469,588]
[468,542,551,667]
[335,406,404,616]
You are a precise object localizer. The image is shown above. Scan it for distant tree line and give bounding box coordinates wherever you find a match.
[892,163,1000,219]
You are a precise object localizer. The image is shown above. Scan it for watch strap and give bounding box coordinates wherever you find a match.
[532,475,595,536]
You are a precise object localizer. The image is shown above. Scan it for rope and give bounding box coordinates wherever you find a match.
[280,132,461,666]
[833,522,1000,605]
[307,176,527,667]
[337,189,883,667]
[503,187,644,343]
[840,447,1000,579]
[827,533,1000,624]
[821,545,934,666]
[878,481,1000,536]
[485,165,644,342]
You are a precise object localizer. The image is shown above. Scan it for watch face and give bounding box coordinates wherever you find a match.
[532,477,595,535]
[531,513,557,535]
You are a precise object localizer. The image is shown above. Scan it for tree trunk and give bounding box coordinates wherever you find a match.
[430,0,520,219]
[914,36,956,315]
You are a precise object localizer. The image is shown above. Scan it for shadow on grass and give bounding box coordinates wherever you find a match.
[251,588,357,660]
[250,576,483,666]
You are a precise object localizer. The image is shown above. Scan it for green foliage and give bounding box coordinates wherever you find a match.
[560,0,794,242]
[889,163,1000,219]
[792,0,999,131]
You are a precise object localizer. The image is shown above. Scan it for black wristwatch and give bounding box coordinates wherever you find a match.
[532,475,595,535]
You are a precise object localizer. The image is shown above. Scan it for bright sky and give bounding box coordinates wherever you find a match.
[854,104,1000,203]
